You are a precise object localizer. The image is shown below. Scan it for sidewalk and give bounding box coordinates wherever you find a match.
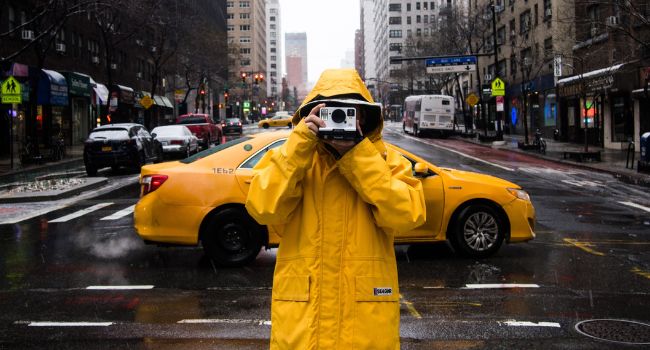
[0,144,85,185]
[452,130,650,188]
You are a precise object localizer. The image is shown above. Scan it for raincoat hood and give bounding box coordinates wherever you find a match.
[293,69,383,140]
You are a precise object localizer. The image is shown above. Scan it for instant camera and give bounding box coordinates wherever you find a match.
[319,106,358,140]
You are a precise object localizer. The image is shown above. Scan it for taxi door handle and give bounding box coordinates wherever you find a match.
[245,179,252,184]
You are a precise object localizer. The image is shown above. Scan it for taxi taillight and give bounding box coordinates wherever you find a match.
[141,174,168,196]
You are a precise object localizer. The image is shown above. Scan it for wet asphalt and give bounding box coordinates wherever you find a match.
[0,124,648,349]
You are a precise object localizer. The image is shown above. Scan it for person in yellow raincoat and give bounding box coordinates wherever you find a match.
[245,69,426,350]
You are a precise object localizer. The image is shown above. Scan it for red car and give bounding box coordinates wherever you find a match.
[176,113,222,149]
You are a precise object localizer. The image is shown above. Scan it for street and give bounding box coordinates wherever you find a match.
[1,125,649,349]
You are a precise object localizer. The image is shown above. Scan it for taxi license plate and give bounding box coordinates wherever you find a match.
[102,146,112,152]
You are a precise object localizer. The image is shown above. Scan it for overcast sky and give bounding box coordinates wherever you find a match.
[280,0,360,84]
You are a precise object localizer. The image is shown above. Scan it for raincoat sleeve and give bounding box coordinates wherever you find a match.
[245,120,318,225]
[338,138,426,234]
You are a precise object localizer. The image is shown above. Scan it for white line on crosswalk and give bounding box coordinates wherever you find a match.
[100,204,135,221]
[177,319,271,326]
[618,201,650,213]
[49,203,113,223]
[24,321,114,327]
[86,285,154,290]
[464,284,540,289]
[499,320,561,327]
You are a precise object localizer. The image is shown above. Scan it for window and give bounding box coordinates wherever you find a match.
[587,5,599,36]
[240,36,251,43]
[407,29,412,37]
[240,25,251,31]
[497,26,505,44]
[271,63,276,68]
[509,19,516,39]
[241,139,286,168]
[270,48,276,53]
[240,48,251,54]
[520,10,531,33]
[8,5,15,31]
[389,30,402,38]
[544,37,552,58]
[416,2,421,10]
[270,39,276,45]
[430,1,435,9]
[389,43,402,51]
[270,16,276,21]
[389,3,401,11]
[240,13,250,19]
[227,25,234,31]
[241,59,251,66]
[270,24,276,29]
[424,2,428,10]
[534,4,538,26]
[227,13,234,19]
[416,28,422,36]
[271,55,276,60]
[271,32,276,37]
[424,15,428,23]
[389,16,402,24]
[424,28,429,36]
[270,71,277,76]
[407,3,411,11]
[510,55,517,76]
[407,16,411,24]
[239,1,250,7]
[543,0,552,19]
[226,1,233,7]
[270,9,277,14]
[416,15,421,23]
[611,97,633,142]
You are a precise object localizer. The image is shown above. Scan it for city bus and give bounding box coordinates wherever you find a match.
[403,94,456,137]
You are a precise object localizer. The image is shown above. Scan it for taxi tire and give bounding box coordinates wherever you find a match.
[85,164,97,177]
[449,204,504,259]
[262,123,269,129]
[201,208,263,267]
[287,122,292,128]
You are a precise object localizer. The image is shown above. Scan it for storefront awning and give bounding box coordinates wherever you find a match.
[557,63,625,86]
[153,95,174,109]
[38,69,69,106]
[160,96,174,108]
[109,84,135,105]
[62,72,91,98]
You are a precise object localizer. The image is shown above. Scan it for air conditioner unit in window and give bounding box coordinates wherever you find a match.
[545,8,552,18]
[607,16,620,26]
[591,27,598,37]
[22,30,35,40]
[136,72,143,79]
[484,74,492,81]
[92,56,100,64]
[110,63,117,70]
[150,46,157,53]
[55,43,66,53]
[135,39,144,46]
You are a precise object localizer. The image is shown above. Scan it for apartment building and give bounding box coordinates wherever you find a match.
[285,32,308,99]
[266,0,282,102]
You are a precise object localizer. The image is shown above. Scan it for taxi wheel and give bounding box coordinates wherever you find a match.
[262,123,269,129]
[449,204,504,259]
[287,122,292,128]
[85,164,97,177]
[202,208,263,267]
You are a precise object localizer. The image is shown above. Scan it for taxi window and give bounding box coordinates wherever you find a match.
[240,139,286,169]
[180,137,252,164]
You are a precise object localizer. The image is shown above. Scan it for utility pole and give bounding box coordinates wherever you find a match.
[491,1,503,140]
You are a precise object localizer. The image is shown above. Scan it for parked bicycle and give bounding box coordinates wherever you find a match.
[532,128,547,154]
[48,133,66,161]
[19,136,43,166]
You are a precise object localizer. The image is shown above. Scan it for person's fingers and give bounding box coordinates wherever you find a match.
[304,115,325,128]
[305,121,319,135]
[309,103,326,117]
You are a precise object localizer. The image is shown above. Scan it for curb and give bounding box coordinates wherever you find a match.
[451,136,650,188]
[0,177,108,203]
[0,158,85,185]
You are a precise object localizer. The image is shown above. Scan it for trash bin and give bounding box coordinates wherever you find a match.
[642,132,650,162]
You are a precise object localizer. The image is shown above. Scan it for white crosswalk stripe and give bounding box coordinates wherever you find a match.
[100,205,135,221]
[49,203,114,223]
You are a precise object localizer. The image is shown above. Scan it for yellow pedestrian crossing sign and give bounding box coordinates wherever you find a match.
[491,77,505,97]
[1,76,22,104]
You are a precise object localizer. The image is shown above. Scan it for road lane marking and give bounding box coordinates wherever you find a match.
[49,203,114,223]
[399,294,422,319]
[561,179,604,187]
[86,285,154,290]
[618,201,650,213]
[178,319,271,326]
[498,320,561,328]
[394,132,516,172]
[631,267,650,280]
[100,204,136,221]
[464,284,540,289]
[21,321,113,327]
[563,238,606,256]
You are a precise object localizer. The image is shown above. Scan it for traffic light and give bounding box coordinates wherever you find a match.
[218,103,223,109]
[241,72,247,83]
[199,89,206,95]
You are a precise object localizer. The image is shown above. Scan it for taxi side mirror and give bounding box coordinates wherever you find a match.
[414,162,429,177]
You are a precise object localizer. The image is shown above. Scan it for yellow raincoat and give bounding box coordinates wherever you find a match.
[245,69,426,350]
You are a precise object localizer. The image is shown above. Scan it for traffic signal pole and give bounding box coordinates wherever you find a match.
[491,1,503,141]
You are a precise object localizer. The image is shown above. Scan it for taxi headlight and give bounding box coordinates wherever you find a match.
[507,188,530,201]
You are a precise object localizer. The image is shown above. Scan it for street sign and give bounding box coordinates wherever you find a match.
[554,56,563,77]
[1,76,22,104]
[496,96,504,112]
[140,95,153,109]
[491,77,505,96]
[466,93,479,107]
[426,56,477,74]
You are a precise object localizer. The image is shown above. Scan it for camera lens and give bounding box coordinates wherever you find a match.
[332,109,346,123]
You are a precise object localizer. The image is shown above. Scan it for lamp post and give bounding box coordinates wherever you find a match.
[239,71,265,123]
[489,1,503,140]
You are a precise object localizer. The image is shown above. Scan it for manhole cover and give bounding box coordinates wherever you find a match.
[575,319,650,345]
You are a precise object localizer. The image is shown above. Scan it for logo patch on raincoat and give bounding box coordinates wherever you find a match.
[373,287,393,296]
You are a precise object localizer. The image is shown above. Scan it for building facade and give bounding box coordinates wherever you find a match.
[265,0,282,104]
[285,32,308,99]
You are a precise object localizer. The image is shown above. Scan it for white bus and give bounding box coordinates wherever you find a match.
[403,94,456,137]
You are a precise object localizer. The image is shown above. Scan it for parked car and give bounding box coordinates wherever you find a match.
[151,125,199,159]
[134,131,536,267]
[84,123,162,176]
[176,113,222,150]
[221,118,243,135]
[257,111,292,129]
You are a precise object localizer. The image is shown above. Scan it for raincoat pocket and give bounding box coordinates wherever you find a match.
[272,275,310,301]
[353,276,400,350]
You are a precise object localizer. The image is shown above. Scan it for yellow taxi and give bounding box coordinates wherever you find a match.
[257,111,292,129]
[134,130,535,266]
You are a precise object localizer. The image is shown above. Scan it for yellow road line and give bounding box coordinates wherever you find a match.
[631,267,650,280]
[399,294,422,319]
[563,238,606,256]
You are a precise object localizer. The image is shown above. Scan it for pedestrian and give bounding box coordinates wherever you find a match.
[245,69,426,350]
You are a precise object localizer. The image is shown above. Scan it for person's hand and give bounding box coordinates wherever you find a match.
[304,103,326,136]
